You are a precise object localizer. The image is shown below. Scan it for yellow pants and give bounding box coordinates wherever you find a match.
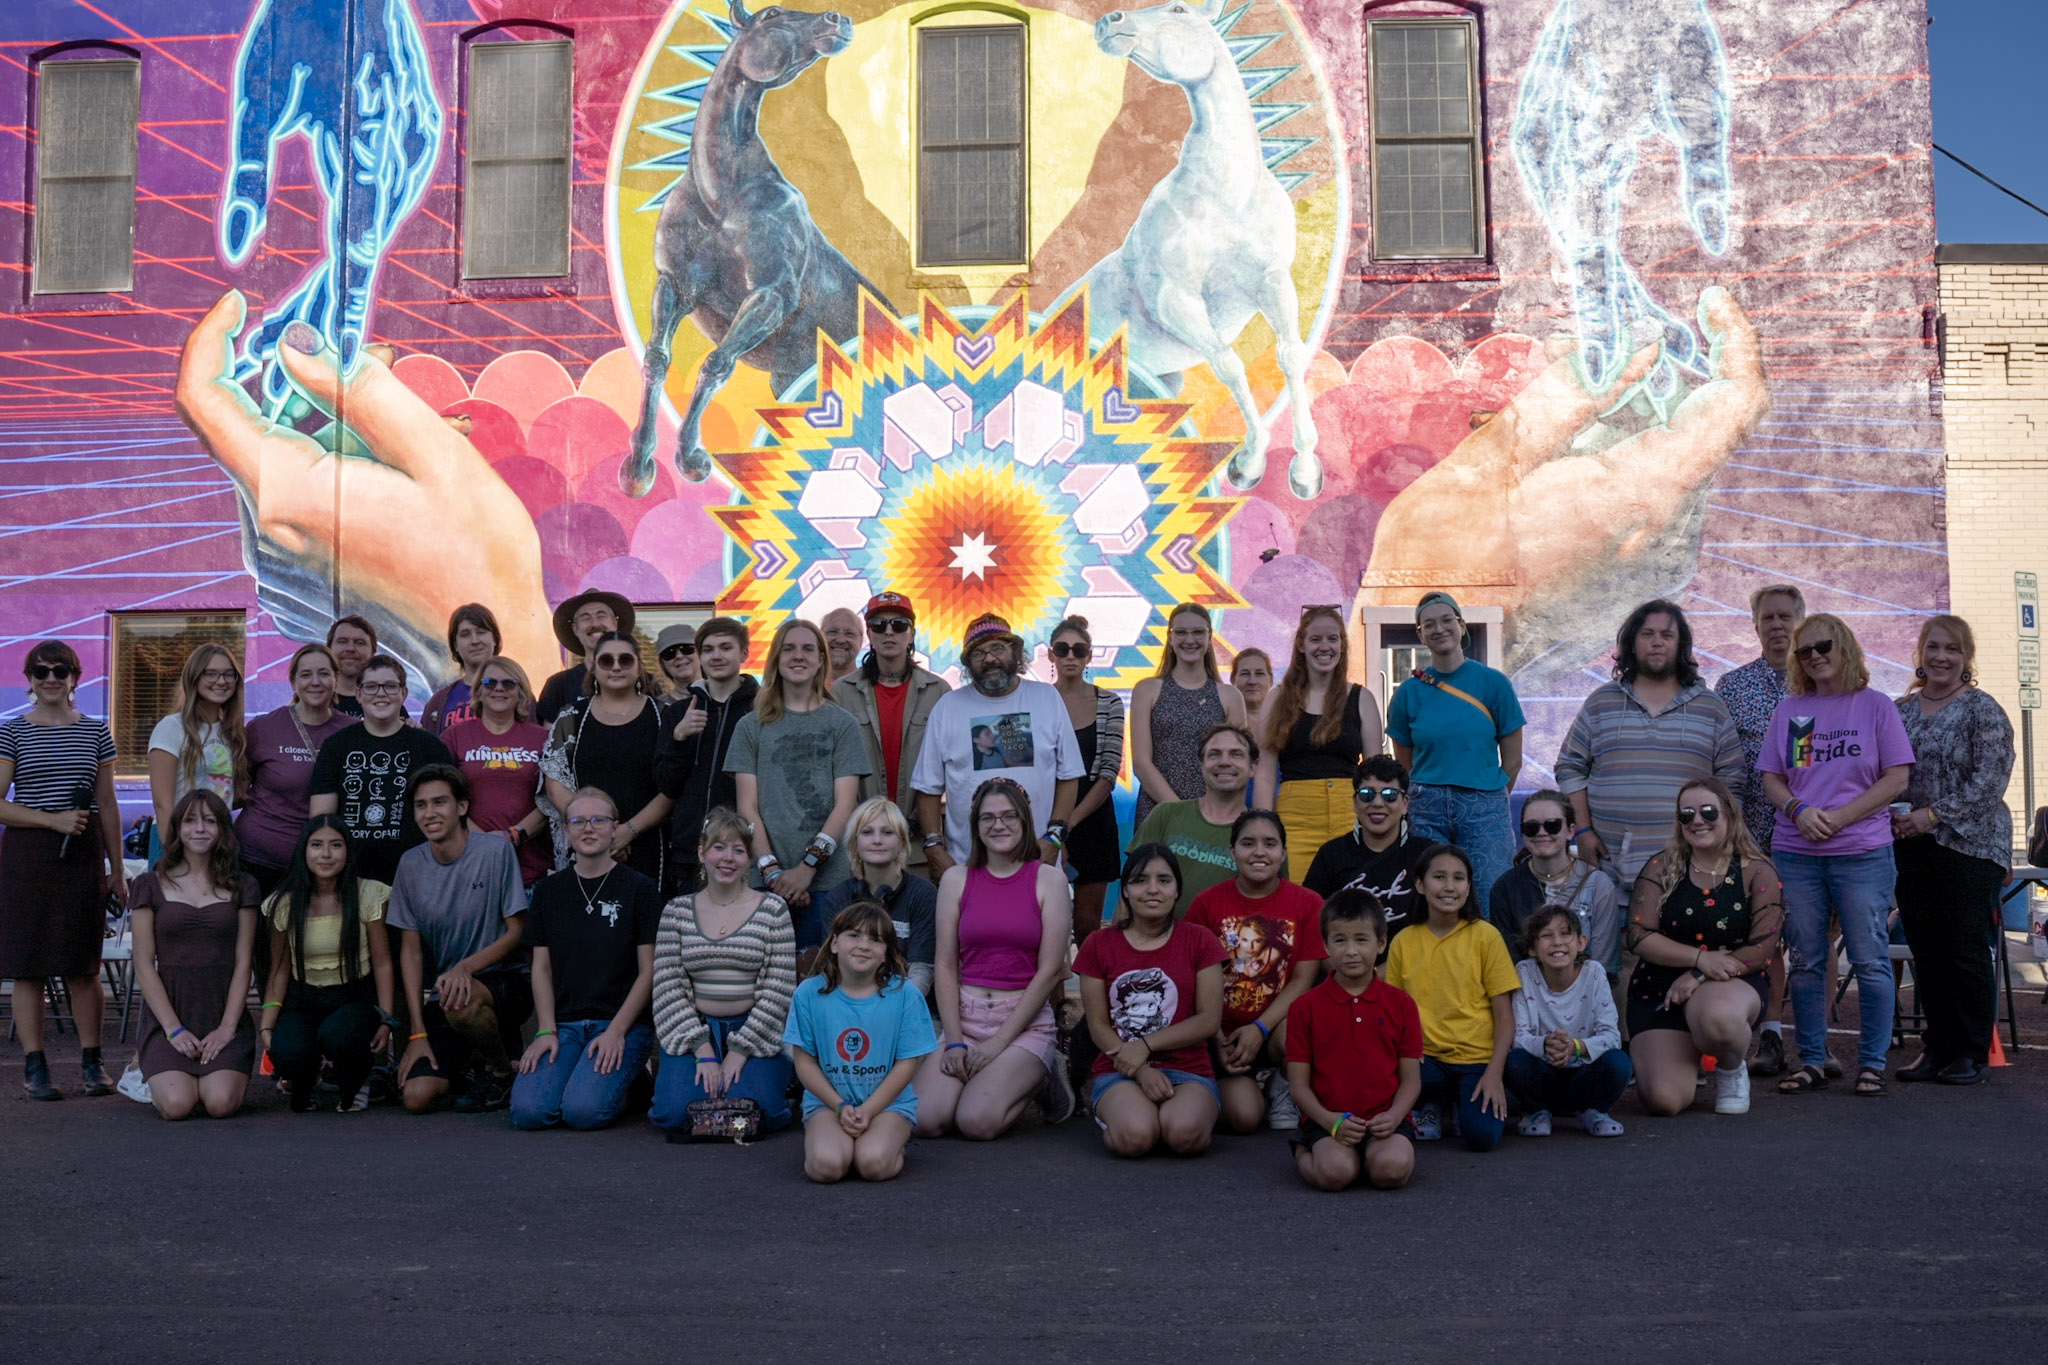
[1275,778,1353,880]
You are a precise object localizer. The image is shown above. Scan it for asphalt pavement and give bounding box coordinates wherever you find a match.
[3,1021,2046,1364]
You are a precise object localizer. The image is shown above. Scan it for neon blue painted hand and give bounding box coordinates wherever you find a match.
[1511,0,1732,415]
[220,0,443,405]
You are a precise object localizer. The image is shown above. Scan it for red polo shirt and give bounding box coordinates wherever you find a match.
[1284,975,1422,1118]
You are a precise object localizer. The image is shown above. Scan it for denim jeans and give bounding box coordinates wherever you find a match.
[1407,783,1515,909]
[1417,1057,1504,1152]
[509,1020,655,1131]
[649,1014,794,1134]
[1776,846,1897,1074]
[1503,1048,1632,1116]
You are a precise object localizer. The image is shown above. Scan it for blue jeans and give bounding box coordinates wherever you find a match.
[1407,783,1515,909]
[1503,1048,1632,1116]
[1417,1057,1505,1153]
[509,1020,655,1131]
[1776,846,1897,1074]
[649,1014,793,1134]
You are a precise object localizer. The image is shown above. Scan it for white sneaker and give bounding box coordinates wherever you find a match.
[1263,1068,1300,1130]
[1713,1059,1751,1115]
[116,1060,152,1105]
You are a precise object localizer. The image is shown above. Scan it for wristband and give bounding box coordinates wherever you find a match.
[168,1026,188,1039]
[1138,1035,1154,1056]
[260,1000,283,1010]
[839,1100,856,1112]
[1572,826,1592,840]
[946,1042,969,1051]
[697,1055,719,1065]
[809,832,839,859]
[1253,1019,1270,1039]
[509,826,527,846]
[1331,1111,1352,1138]
[922,833,945,849]
[408,1031,428,1041]
[1572,1038,1586,1061]
[534,1029,556,1037]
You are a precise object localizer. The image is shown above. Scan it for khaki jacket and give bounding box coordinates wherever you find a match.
[833,666,949,865]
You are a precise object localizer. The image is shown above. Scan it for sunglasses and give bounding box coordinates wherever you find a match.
[659,645,696,661]
[1354,786,1404,805]
[478,677,519,691]
[595,654,637,669]
[29,664,75,681]
[1521,818,1566,837]
[1793,639,1835,660]
[868,617,913,635]
[1677,805,1722,827]
[1049,641,1089,659]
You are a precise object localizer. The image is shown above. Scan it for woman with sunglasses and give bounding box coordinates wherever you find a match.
[1255,605,1384,877]
[1,641,125,1100]
[148,642,247,852]
[542,632,673,885]
[444,657,552,888]
[1049,616,1124,950]
[421,603,503,734]
[653,624,699,705]
[1626,778,1782,1116]
[1130,604,1247,826]
[1758,614,1913,1097]
[1488,790,1619,982]
[237,643,351,900]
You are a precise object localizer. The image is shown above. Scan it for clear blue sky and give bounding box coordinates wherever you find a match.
[1931,0,2048,242]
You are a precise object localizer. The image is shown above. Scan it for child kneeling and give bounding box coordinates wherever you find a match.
[1285,890,1422,1191]
[787,903,936,1183]
[1504,906,1631,1138]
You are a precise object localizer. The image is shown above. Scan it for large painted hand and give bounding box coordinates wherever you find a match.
[173,291,554,683]
[1361,286,1769,690]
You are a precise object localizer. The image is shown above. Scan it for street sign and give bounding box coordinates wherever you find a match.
[2024,688,2043,711]
[2020,571,2040,640]
[2024,640,2041,687]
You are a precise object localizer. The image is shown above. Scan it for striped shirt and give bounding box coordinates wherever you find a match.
[1086,686,1125,786]
[0,715,114,812]
[651,892,797,1058]
[1553,680,1747,881]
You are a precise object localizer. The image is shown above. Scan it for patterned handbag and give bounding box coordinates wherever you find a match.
[682,1097,762,1142]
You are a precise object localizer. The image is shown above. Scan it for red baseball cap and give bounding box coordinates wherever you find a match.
[864,591,915,619]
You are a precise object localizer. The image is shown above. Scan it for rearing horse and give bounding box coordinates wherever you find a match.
[1068,0,1322,499]
[624,2,889,495]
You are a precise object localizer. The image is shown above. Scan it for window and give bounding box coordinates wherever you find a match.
[463,38,573,279]
[918,25,1026,267]
[109,611,245,779]
[33,57,140,294]
[1367,19,1484,259]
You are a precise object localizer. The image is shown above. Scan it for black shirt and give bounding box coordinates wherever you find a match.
[526,864,662,1023]
[536,666,588,726]
[655,676,759,866]
[1277,684,1367,783]
[1302,827,1425,935]
[569,699,664,825]
[333,692,364,718]
[307,723,455,884]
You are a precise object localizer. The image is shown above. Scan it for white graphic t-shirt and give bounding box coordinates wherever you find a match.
[912,679,1083,861]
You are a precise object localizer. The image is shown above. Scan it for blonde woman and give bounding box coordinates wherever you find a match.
[808,797,937,996]
[1758,613,1912,1097]
[1253,605,1384,875]
[149,642,247,845]
[1130,603,1247,826]
[444,656,551,887]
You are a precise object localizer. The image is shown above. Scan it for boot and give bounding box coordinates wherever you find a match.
[79,1046,114,1097]
[23,1051,61,1101]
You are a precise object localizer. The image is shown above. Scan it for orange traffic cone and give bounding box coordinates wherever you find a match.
[1988,1031,2011,1068]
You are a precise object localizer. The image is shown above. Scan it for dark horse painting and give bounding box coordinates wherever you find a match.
[624,2,890,495]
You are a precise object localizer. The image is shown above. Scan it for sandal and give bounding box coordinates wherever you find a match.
[1854,1069,1888,1098]
[1777,1065,1829,1093]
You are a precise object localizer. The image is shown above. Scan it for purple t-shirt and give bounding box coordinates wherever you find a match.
[1758,688,1914,856]
[236,706,353,868]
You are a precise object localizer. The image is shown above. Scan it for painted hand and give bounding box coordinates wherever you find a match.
[1362,287,1769,690]
[173,292,555,682]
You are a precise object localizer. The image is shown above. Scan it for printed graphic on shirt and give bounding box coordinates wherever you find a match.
[1108,967,1176,1040]
[1786,715,1862,769]
[458,741,542,770]
[200,740,234,798]
[341,748,413,842]
[970,713,1034,771]
[590,896,622,927]
[1216,915,1296,1022]
[835,1027,871,1063]
[1787,715,1813,768]
[767,726,842,821]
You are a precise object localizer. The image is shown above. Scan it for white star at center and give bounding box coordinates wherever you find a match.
[949,531,998,581]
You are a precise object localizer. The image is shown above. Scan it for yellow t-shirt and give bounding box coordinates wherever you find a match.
[1382,917,1519,1065]
[266,880,391,987]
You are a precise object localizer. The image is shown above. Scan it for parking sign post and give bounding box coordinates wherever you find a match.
[2019,573,2039,821]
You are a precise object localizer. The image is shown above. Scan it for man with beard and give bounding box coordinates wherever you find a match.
[820,607,865,691]
[912,614,1081,876]
[1553,600,1746,891]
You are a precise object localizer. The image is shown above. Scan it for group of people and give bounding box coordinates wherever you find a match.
[0,579,2016,1186]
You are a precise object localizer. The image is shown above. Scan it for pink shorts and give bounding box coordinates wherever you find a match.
[958,990,1058,1065]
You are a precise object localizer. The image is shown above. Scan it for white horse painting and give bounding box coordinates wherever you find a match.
[1068,0,1322,498]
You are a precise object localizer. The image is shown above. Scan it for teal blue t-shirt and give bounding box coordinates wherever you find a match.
[1385,660,1525,789]
[784,975,938,1119]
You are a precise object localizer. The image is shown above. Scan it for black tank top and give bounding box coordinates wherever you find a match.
[1630,855,1752,1011]
[1277,683,1365,783]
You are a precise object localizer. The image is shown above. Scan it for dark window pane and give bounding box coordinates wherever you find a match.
[465,40,573,278]
[34,59,138,294]
[919,26,1025,265]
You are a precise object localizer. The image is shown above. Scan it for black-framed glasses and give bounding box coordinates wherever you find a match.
[1049,641,1089,659]
[29,664,74,681]
[1354,786,1404,805]
[1677,805,1722,826]
[868,617,913,635]
[659,645,695,660]
[358,682,403,696]
[478,677,519,692]
[595,653,637,669]
[1793,639,1835,660]
[1521,818,1566,837]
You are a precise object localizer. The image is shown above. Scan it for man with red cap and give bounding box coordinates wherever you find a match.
[911,613,1083,874]
[832,592,951,878]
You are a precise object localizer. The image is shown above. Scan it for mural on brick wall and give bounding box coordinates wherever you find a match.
[1,0,1946,791]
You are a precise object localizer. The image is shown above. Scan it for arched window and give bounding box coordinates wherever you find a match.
[917,19,1026,267]
[462,24,574,279]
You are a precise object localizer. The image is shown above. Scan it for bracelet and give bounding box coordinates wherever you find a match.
[697,1054,720,1064]
[408,1031,427,1041]
[1572,826,1592,840]
[1331,1111,1352,1138]
[839,1100,856,1111]
[946,1042,969,1051]
[1695,946,1704,966]
[260,1000,283,1010]
[922,833,945,849]
[1138,1035,1154,1056]
[1572,1038,1586,1061]
[168,1026,188,1039]
[534,1029,556,1037]
[1253,1019,1270,1039]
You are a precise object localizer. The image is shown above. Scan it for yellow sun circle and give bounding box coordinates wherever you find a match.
[877,460,1073,648]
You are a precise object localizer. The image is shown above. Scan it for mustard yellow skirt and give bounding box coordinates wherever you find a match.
[1275,778,1353,881]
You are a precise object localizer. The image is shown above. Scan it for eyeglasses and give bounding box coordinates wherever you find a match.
[1521,818,1566,837]
[1677,805,1722,827]
[358,682,403,696]
[199,669,239,684]
[966,647,1010,665]
[1793,639,1835,660]
[29,664,74,681]
[659,645,696,661]
[595,654,637,669]
[566,815,617,829]
[1354,786,1404,805]
[1049,641,1089,659]
[868,617,913,635]
[478,677,519,692]
[977,810,1021,827]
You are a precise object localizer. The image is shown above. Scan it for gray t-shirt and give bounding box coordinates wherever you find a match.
[725,704,870,892]
[385,833,527,977]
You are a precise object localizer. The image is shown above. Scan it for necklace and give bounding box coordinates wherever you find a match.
[1531,859,1574,886]
[576,867,613,917]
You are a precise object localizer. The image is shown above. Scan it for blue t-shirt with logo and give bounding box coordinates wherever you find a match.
[1386,659,1526,789]
[784,975,938,1120]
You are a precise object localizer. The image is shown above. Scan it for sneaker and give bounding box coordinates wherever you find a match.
[1410,1103,1442,1141]
[1264,1068,1300,1131]
[1516,1109,1552,1137]
[79,1051,114,1097]
[1749,1029,1786,1077]
[1577,1109,1625,1137]
[449,1069,512,1113]
[1714,1059,1752,1115]
[1038,1051,1076,1126]
[22,1052,60,1102]
[116,1060,153,1105]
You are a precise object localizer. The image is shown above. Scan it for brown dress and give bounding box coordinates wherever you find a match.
[133,871,260,1079]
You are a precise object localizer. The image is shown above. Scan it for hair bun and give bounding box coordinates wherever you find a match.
[1070,615,1088,630]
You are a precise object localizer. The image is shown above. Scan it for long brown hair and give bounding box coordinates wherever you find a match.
[1905,614,1976,696]
[1261,605,1351,752]
[1152,602,1221,681]
[157,788,242,893]
[1650,776,1766,901]
[755,618,832,724]
[172,643,248,802]
[816,900,908,993]
[967,777,1041,867]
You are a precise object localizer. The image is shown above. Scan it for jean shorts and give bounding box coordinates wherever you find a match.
[1090,1067,1221,1108]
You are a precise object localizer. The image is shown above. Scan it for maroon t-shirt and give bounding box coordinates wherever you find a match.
[1184,879,1327,1030]
[1073,921,1228,1077]
[442,718,551,884]
[236,706,352,868]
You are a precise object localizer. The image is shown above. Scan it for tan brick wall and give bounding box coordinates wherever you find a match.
[1940,260,2048,835]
